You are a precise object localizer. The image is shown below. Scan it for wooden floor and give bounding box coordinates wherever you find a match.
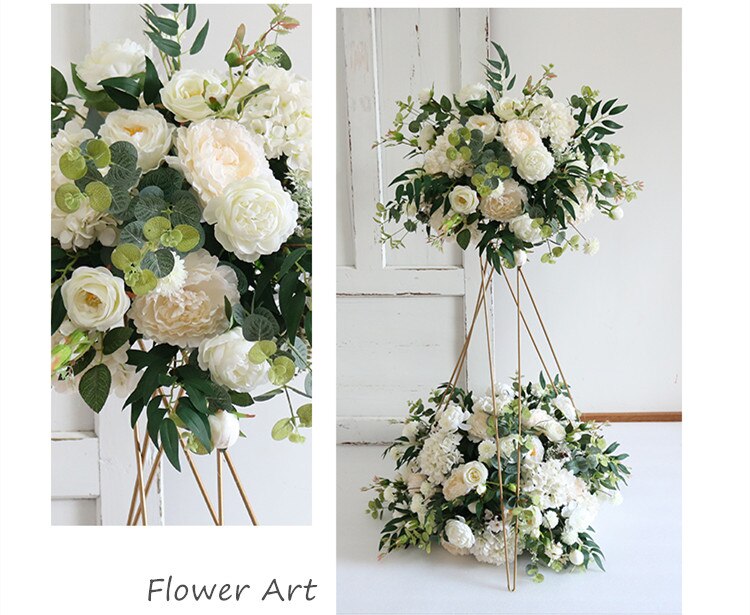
[337,423,681,614]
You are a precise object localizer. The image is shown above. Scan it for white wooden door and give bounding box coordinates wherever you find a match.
[336,8,494,444]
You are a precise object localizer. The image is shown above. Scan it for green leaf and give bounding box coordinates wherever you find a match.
[190,20,209,54]
[51,286,66,334]
[268,356,296,386]
[143,57,163,105]
[146,31,181,57]
[243,313,277,341]
[135,194,168,220]
[265,43,291,69]
[456,228,471,250]
[186,4,197,29]
[139,166,184,198]
[271,418,294,441]
[248,340,277,364]
[169,191,202,225]
[159,418,181,470]
[103,326,133,355]
[146,397,166,447]
[279,247,307,278]
[51,66,68,102]
[279,274,306,342]
[229,391,253,407]
[177,400,213,452]
[120,220,146,246]
[79,364,112,413]
[141,249,174,278]
[150,14,179,35]
[297,403,312,427]
[105,141,141,187]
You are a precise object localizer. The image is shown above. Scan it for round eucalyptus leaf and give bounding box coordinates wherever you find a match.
[85,181,112,212]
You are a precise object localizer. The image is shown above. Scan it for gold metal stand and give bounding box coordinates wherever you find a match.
[445,257,577,591]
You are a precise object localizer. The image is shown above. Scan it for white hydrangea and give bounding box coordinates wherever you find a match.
[529,96,577,153]
[470,524,516,566]
[437,403,470,431]
[417,430,462,483]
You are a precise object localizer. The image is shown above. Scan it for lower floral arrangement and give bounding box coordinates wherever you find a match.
[366,377,629,582]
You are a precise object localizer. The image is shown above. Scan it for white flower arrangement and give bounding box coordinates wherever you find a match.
[50,4,312,470]
[366,376,630,582]
[375,42,643,266]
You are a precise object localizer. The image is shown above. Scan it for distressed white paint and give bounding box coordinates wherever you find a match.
[51,4,312,525]
[337,8,681,441]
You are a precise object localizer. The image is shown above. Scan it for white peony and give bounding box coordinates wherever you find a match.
[516,145,555,183]
[61,267,130,332]
[445,517,475,549]
[203,175,298,262]
[441,538,471,557]
[448,185,479,215]
[466,410,492,442]
[500,119,542,159]
[99,109,174,172]
[235,65,312,176]
[129,250,239,348]
[208,410,240,449]
[493,97,521,121]
[479,178,527,222]
[456,83,487,105]
[509,214,542,244]
[198,328,269,393]
[170,119,272,206]
[466,114,499,143]
[571,183,597,223]
[161,69,225,123]
[76,39,146,92]
[525,435,545,464]
[417,123,436,152]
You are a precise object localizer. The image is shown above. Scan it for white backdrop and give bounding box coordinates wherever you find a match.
[336,8,681,442]
[51,3,312,525]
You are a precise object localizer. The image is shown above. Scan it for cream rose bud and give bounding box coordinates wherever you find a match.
[479,178,527,222]
[418,87,433,106]
[445,518,475,549]
[204,176,298,263]
[161,69,224,123]
[466,114,499,143]
[448,185,479,215]
[456,83,487,105]
[500,119,542,159]
[99,109,174,172]
[76,39,146,92]
[569,549,585,566]
[171,119,272,206]
[417,124,436,152]
[516,146,555,183]
[513,249,528,268]
[493,97,521,121]
[509,214,543,244]
[610,206,624,220]
[461,461,488,490]
[62,267,130,332]
[198,328,269,393]
[208,410,240,450]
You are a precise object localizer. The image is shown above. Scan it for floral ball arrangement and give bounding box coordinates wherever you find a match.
[51,4,312,470]
[366,377,630,581]
[376,43,643,267]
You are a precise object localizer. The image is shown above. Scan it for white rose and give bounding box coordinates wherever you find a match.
[479,178,527,222]
[516,146,554,183]
[204,176,298,262]
[129,250,239,348]
[509,214,542,244]
[445,517,475,549]
[583,238,600,255]
[170,119,272,206]
[61,267,130,332]
[418,87,433,106]
[161,69,225,123]
[466,114,499,143]
[417,124,436,152]
[208,410,240,449]
[99,109,174,172]
[569,549,585,566]
[500,119,542,159]
[198,328,269,393]
[493,97,521,121]
[498,435,518,458]
[513,249,528,268]
[524,409,566,442]
[553,394,578,424]
[437,404,468,431]
[461,461,488,490]
[448,185,479,215]
[76,39,145,92]
[456,83,487,105]
[477,439,496,462]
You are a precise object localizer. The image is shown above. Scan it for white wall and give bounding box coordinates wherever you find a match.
[51,3,312,525]
[336,8,681,442]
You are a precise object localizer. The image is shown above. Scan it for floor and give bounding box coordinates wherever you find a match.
[337,423,681,615]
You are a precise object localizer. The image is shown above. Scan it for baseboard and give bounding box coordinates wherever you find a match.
[337,412,682,444]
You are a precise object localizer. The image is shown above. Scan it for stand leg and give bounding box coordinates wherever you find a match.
[223,450,259,526]
[132,426,148,526]
[179,439,220,525]
[131,447,164,526]
[217,449,224,526]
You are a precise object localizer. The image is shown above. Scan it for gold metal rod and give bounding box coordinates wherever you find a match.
[131,446,164,526]
[179,438,220,526]
[497,265,558,395]
[217,449,224,526]
[479,257,513,591]
[223,450,259,526]
[519,269,575,406]
[126,430,152,525]
[132,426,148,526]
[511,267,523,591]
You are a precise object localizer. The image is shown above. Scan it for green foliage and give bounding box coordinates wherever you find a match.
[78,364,112,413]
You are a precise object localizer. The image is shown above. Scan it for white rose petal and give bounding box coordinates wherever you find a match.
[583,238,600,255]
[466,114,499,143]
[99,109,174,172]
[456,83,487,105]
[61,267,130,332]
[198,328,269,393]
